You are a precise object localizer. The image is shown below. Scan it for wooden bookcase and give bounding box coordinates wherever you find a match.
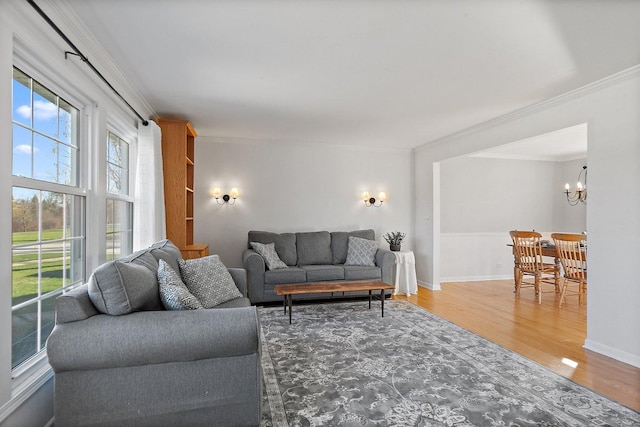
[156,117,209,259]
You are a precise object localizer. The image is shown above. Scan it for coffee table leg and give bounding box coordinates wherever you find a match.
[368,290,372,309]
[288,294,292,324]
[381,289,385,317]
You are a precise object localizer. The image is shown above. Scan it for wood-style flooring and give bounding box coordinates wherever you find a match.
[393,280,640,412]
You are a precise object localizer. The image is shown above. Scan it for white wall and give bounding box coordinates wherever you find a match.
[439,156,587,281]
[415,69,640,367]
[193,138,414,267]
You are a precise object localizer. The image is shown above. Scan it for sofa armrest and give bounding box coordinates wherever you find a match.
[375,248,395,285]
[242,249,265,302]
[47,306,260,372]
[228,267,248,297]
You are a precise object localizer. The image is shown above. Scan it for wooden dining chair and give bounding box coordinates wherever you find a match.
[551,233,587,308]
[509,230,560,304]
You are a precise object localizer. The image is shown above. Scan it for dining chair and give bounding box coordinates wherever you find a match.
[551,233,587,308]
[509,230,560,304]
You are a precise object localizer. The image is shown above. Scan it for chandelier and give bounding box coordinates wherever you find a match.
[564,166,587,206]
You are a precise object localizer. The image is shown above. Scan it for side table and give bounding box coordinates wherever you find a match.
[392,250,418,296]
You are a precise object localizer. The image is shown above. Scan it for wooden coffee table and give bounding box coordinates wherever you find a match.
[273,280,395,324]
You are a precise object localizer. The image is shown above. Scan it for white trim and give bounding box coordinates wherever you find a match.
[418,280,440,291]
[200,135,413,153]
[583,339,640,369]
[0,364,52,424]
[40,0,155,120]
[440,275,513,283]
[416,64,640,152]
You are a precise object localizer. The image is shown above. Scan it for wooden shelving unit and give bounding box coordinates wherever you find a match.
[156,117,209,259]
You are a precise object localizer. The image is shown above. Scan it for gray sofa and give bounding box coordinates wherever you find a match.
[46,240,261,427]
[242,229,395,304]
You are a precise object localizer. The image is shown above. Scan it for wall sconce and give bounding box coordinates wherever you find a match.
[564,166,587,206]
[363,191,385,207]
[212,187,239,205]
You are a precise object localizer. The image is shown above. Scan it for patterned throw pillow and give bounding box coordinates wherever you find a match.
[178,255,243,308]
[345,236,378,267]
[157,259,203,310]
[250,241,288,270]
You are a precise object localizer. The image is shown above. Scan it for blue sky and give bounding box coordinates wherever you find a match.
[12,71,77,191]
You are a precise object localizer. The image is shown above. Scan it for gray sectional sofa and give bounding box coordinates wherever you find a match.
[242,229,395,304]
[46,240,261,427]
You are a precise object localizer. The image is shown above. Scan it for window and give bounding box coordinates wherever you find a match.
[106,131,133,260]
[11,67,85,370]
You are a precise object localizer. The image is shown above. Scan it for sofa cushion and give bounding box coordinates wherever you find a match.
[331,229,375,264]
[178,255,243,308]
[296,231,332,265]
[301,265,345,282]
[88,251,163,316]
[345,236,378,266]
[250,241,287,270]
[248,231,297,266]
[157,260,204,310]
[343,265,382,281]
[148,239,182,273]
[214,296,251,309]
[264,267,306,285]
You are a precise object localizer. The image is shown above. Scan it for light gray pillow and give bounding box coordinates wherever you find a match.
[88,251,162,315]
[157,260,203,310]
[345,236,378,267]
[250,241,288,270]
[178,255,242,308]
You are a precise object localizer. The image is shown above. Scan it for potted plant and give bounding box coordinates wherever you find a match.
[383,231,406,252]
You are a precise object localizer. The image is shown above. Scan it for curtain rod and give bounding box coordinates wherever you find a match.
[26,0,150,126]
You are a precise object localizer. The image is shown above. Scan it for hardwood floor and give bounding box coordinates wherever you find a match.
[393,280,640,412]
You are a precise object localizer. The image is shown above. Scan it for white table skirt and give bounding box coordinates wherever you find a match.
[393,250,418,296]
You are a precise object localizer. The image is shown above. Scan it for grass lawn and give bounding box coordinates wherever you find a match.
[12,229,68,304]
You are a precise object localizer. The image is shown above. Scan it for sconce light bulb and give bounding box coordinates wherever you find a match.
[363,191,370,201]
[378,192,386,202]
[230,188,239,199]
[212,187,222,198]
[565,183,570,191]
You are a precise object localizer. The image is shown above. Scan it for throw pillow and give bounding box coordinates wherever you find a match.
[157,259,203,310]
[178,255,242,308]
[88,251,163,316]
[345,236,378,267]
[250,241,288,270]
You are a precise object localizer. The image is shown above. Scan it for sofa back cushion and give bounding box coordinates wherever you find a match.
[88,251,163,315]
[296,231,332,265]
[331,229,375,264]
[248,231,297,266]
[148,239,182,273]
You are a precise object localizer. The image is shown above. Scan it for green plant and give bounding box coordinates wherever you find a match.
[383,231,406,245]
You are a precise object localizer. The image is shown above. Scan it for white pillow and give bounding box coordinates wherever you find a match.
[178,255,243,308]
[250,241,288,270]
[157,259,203,310]
[345,236,377,267]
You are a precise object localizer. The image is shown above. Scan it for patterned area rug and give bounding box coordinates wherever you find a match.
[258,299,639,426]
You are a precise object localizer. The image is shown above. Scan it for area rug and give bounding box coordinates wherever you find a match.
[258,299,639,426]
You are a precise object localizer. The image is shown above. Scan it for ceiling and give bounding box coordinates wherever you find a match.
[64,0,640,150]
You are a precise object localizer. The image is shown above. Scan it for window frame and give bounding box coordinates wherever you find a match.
[105,124,135,260]
[9,60,89,389]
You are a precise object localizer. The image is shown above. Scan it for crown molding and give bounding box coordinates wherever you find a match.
[417,65,640,153]
[201,135,413,154]
[34,0,156,122]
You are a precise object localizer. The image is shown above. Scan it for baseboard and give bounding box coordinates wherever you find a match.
[583,339,640,369]
[440,275,513,282]
[418,280,440,291]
